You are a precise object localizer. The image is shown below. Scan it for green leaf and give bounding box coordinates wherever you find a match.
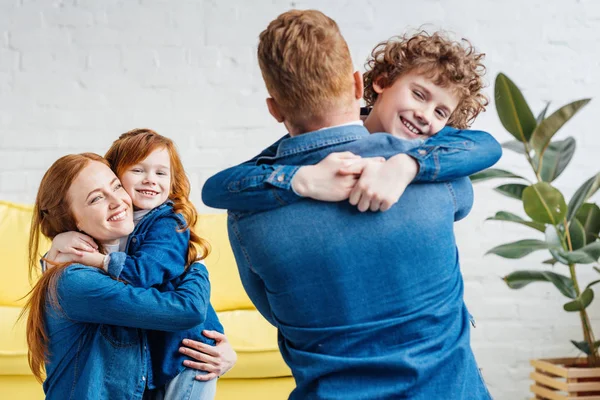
[487,239,549,259]
[571,340,600,355]
[542,258,558,265]
[567,219,587,250]
[564,288,594,312]
[486,211,546,232]
[470,168,529,183]
[495,73,537,142]
[586,279,600,290]
[501,140,527,154]
[568,174,600,222]
[531,99,590,159]
[495,184,528,200]
[558,242,600,264]
[545,226,571,266]
[536,137,576,182]
[504,270,576,298]
[537,102,551,125]
[576,204,600,244]
[523,182,568,225]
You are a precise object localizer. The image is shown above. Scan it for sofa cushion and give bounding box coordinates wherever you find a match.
[196,213,255,312]
[0,306,30,376]
[217,310,291,379]
[0,201,49,307]
[0,306,291,380]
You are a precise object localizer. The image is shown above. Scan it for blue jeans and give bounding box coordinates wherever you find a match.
[144,369,217,400]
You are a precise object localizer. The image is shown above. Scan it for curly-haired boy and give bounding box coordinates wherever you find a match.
[363,31,488,138]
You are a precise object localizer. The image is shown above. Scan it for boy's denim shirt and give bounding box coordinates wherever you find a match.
[105,201,224,388]
[202,124,501,211]
[222,125,497,399]
[42,262,210,400]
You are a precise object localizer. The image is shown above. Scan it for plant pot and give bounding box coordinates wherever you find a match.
[530,357,600,399]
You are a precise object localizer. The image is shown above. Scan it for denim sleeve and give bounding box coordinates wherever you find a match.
[227,216,276,326]
[202,135,302,212]
[105,215,188,288]
[446,177,475,221]
[407,127,502,182]
[57,263,210,331]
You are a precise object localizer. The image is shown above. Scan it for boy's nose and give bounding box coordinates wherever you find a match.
[414,110,430,126]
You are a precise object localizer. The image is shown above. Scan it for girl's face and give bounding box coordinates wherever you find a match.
[67,161,134,243]
[119,147,172,211]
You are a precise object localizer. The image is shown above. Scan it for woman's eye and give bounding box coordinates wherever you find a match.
[90,196,102,204]
[114,183,123,191]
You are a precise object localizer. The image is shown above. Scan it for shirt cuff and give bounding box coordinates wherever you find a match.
[405,145,439,181]
[105,252,126,278]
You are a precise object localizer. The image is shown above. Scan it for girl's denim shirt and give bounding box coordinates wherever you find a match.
[43,262,211,399]
[105,201,224,388]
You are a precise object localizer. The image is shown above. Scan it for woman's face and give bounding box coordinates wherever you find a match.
[67,161,135,243]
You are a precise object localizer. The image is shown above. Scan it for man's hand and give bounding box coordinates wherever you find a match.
[291,152,384,202]
[342,153,419,212]
[179,331,237,380]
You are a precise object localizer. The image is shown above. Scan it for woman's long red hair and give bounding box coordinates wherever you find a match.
[22,153,109,382]
[104,129,210,266]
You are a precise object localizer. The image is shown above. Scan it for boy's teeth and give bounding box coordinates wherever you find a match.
[401,118,421,135]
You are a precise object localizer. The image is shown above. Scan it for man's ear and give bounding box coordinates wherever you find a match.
[266,98,284,123]
[353,71,364,100]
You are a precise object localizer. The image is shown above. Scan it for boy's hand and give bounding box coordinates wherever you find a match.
[342,154,418,212]
[50,231,98,257]
[292,152,383,202]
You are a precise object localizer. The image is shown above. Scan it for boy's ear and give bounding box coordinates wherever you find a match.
[266,98,285,123]
[372,75,387,94]
[353,71,363,100]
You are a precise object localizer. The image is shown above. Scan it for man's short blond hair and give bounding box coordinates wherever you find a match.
[258,10,355,128]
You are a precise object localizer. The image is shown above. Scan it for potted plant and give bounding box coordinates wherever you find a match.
[471,73,600,399]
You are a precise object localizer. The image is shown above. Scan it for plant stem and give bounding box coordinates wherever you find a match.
[564,217,599,366]
[523,142,543,182]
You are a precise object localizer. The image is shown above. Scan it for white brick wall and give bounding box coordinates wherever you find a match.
[1,1,599,398]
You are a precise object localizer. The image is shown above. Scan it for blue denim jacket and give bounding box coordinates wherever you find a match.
[43,263,210,400]
[223,125,498,399]
[106,202,224,388]
[202,125,501,211]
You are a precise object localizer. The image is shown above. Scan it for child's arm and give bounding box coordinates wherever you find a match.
[57,262,210,331]
[202,128,501,212]
[106,214,190,288]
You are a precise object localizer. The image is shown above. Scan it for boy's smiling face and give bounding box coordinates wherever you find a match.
[368,70,461,140]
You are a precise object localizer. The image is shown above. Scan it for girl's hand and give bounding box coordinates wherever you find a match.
[49,231,98,258]
[49,251,106,269]
[342,154,418,212]
[179,330,237,381]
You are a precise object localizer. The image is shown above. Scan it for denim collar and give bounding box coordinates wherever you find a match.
[275,124,370,158]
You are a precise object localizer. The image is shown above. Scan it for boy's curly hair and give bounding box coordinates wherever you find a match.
[363,31,488,129]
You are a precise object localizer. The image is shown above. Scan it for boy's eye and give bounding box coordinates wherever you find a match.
[413,90,425,100]
[435,109,447,118]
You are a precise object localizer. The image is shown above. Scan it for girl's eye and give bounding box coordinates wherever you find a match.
[131,168,143,173]
[413,90,425,100]
[157,171,167,176]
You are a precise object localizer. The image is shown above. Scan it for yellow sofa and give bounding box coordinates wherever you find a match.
[0,200,294,400]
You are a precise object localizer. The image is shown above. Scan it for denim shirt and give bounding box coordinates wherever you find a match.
[224,125,498,399]
[202,125,501,211]
[106,202,224,388]
[43,263,211,400]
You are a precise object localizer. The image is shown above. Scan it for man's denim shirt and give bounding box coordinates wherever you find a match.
[105,202,224,388]
[202,124,501,211]
[43,262,210,400]
[221,125,499,399]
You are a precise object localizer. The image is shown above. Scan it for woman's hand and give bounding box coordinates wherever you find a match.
[179,330,237,381]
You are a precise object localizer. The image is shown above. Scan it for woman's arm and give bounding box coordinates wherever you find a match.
[56,262,210,331]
